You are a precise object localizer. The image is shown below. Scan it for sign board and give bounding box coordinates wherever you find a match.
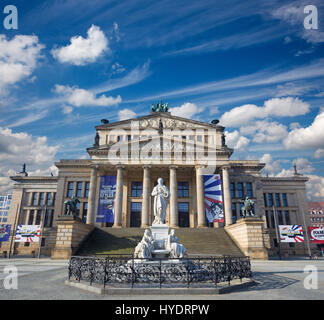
[15,225,40,243]
[308,226,324,244]
[279,225,304,243]
[204,174,224,223]
[96,176,116,223]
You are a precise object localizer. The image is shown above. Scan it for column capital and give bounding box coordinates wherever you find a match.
[221,165,231,170]
[169,165,178,170]
[115,164,125,170]
[142,164,151,170]
[90,164,99,170]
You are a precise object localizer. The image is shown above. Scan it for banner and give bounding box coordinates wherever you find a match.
[15,225,40,242]
[279,225,304,243]
[308,226,324,244]
[0,224,11,242]
[96,175,116,223]
[203,174,224,223]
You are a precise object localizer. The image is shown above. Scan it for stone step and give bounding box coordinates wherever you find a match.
[77,227,243,256]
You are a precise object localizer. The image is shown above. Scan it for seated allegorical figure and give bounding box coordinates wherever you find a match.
[134,229,154,259]
[165,229,187,258]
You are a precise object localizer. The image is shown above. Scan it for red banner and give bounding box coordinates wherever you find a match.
[308,226,324,244]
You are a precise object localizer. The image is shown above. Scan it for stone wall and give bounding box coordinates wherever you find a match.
[225,217,269,259]
[51,216,95,259]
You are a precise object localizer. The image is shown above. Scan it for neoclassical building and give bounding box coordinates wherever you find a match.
[5,107,312,257]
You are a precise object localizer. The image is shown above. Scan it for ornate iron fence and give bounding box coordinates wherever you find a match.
[68,255,252,288]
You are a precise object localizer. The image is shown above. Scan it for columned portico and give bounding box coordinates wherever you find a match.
[169,166,178,228]
[196,166,206,228]
[86,165,98,225]
[141,165,151,228]
[113,165,124,228]
[222,165,233,226]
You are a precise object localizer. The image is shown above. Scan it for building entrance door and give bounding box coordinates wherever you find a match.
[178,202,189,228]
[130,202,142,227]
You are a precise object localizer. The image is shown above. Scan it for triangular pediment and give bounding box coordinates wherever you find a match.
[96,112,224,131]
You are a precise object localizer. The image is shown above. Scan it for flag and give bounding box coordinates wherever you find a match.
[204,174,224,223]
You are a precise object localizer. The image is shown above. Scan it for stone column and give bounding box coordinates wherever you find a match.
[169,166,178,228]
[86,165,98,225]
[141,165,151,228]
[113,165,124,228]
[222,166,233,226]
[196,166,206,228]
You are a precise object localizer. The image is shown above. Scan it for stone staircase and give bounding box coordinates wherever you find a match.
[76,227,243,256]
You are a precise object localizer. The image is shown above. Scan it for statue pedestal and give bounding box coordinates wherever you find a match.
[150,224,170,258]
[225,217,268,259]
[150,224,169,240]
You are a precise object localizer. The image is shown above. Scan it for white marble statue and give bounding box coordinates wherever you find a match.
[134,229,154,259]
[151,178,170,225]
[166,229,187,258]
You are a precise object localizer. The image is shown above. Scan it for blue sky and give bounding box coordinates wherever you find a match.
[1,0,324,199]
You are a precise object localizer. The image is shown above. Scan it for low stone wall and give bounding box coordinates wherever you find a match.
[51,216,95,259]
[225,218,269,260]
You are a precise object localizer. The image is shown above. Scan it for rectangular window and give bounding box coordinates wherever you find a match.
[263,193,267,207]
[282,193,288,207]
[35,210,42,225]
[178,182,189,198]
[268,193,273,207]
[277,210,284,225]
[84,182,90,198]
[270,210,275,228]
[284,210,290,225]
[46,193,52,206]
[53,193,56,206]
[32,192,37,206]
[265,211,270,228]
[239,202,244,216]
[246,183,253,198]
[275,193,280,207]
[131,182,142,197]
[39,192,45,206]
[28,210,35,225]
[76,182,83,197]
[232,203,237,223]
[44,209,50,227]
[67,182,74,198]
[237,183,243,198]
[230,183,235,198]
[82,202,88,223]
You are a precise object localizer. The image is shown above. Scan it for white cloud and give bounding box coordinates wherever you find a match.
[170,102,202,119]
[220,97,309,127]
[118,108,136,121]
[240,120,288,143]
[54,84,121,107]
[225,130,250,150]
[306,174,324,201]
[0,34,44,95]
[314,148,324,158]
[260,153,281,175]
[292,158,315,174]
[283,111,324,150]
[52,25,109,66]
[0,127,59,194]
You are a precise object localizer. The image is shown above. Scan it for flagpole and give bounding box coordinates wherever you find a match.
[273,205,281,260]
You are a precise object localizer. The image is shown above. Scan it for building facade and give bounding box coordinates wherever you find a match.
[6,110,312,257]
[308,202,324,228]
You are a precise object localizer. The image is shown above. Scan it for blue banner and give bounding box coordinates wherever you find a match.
[0,224,11,242]
[96,176,116,223]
